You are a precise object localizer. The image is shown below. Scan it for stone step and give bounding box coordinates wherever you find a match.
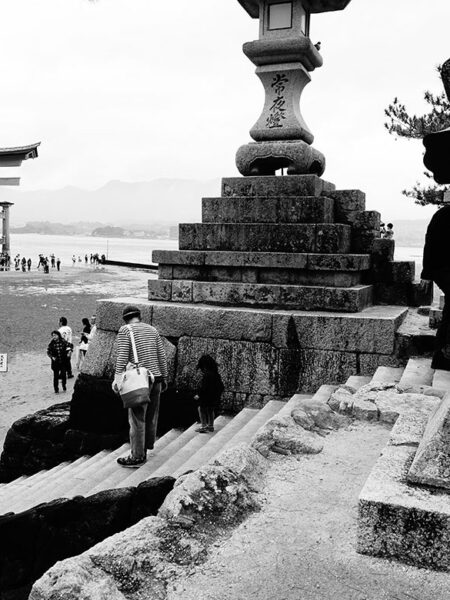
[276,394,312,419]
[178,223,351,254]
[432,369,450,393]
[148,280,373,313]
[143,416,233,479]
[0,459,87,512]
[72,428,181,497]
[152,250,371,272]
[158,263,363,287]
[212,400,286,454]
[308,384,338,406]
[9,447,129,515]
[92,423,202,493]
[398,358,434,388]
[345,375,372,390]
[221,174,336,198]
[370,366,405,385]
[202,196,334,224]
[171,408,259,477]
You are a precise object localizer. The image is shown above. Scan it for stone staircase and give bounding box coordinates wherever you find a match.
[0,398,308,517]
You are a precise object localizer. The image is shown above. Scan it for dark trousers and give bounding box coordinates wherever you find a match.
[64,352,73,377]
[432,269,450,370]
[52,364,66,392]
[128,381,162,459]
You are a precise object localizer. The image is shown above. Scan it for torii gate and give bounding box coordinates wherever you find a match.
[0,143,40,268]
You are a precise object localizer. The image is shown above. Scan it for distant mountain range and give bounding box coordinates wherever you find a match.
[5,178,221,227]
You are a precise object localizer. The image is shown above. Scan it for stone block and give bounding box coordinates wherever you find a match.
[171,280,193,302]
[373,283,410,306]
[171,265,203,281]
[179,223,318,253]
[192,281,281,307]
[158,265,173,280]
[258,269,361,287]
[354,210,381,230]
[407,394,450,489]
[390,261,415,283]
[372,238,395,263]
[175,336,279,395]
[205,266,243,282]
[297,348,358,392]
[81,330,117,378]
[327,190,366,224]
[357,443,450,571]
[306,253,370,271]
[96,298,153,332]
[389,413,428,447]
[152,250,206,266]
[359,353,402,375]
[151,303,273,343]
[315,224,351,253]
[278,196,334,223]
[271,306,407,353]
[440,295,445,310]
[221,174,335,198]
[352,394,378,421]
[351,230,379,253]
[148,279,172,301]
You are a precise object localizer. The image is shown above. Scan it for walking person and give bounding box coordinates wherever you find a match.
[58,316,74,378]
[194,354,224,433]
[76,317,91,369]
[112,305,168,467]
[56,257,61,271]
[47,331,69,393]
[421,201,450,370]
[27,258,31,271]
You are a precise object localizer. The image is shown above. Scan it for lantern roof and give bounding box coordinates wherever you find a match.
[238,0,352,18]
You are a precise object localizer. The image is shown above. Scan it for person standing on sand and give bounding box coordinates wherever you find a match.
[112,305,168,468]
[56,258,61,271]
[58,316,74,378]
[27,258,31,271]
[72,255,76,267]
[76,317,91,369]
[47,330,69,393]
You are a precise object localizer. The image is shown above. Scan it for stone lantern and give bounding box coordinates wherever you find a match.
[236,0,351,176]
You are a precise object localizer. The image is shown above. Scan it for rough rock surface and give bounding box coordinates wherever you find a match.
[329,382,441,424]
[407,394,450,489]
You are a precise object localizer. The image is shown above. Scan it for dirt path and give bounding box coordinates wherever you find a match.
[168,422,450,600]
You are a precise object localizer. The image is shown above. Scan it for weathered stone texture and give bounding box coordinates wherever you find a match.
[297,349,358,392]
[175,336,279,396]
[97,298,153,332]
[221,174,335,198]
[202,196,334,224]
[407,394,450,489]
[327,189,366,224]
[358,441,450,571]
[151,303,273,343]
[81,330,117,378]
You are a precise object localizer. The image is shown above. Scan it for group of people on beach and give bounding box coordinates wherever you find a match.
[47,315,97,394]
[71,253,106,267]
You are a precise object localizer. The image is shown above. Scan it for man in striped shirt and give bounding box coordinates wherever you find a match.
[113,305,168,467]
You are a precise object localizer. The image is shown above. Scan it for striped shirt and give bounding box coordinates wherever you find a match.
[115,322,168,379]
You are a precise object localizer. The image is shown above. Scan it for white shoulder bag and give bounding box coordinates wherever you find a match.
[118,325,155,409]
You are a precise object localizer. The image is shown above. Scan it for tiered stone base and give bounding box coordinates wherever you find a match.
[85,298,408,404]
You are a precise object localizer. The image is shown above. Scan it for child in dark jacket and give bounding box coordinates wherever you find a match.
[194,354,224,433]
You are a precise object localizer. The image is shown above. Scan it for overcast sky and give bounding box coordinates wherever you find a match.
[0,0,449,220]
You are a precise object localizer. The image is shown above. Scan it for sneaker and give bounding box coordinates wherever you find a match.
[196,426,209,433]
[62,386,67,392]
[117,455,146,468]
[207,426,214,432]
[54,390,59,394]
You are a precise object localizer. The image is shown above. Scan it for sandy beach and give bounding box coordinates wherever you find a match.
[0,264,152,448]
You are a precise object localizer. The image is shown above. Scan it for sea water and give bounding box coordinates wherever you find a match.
[9,233,178,266]
[10,233,424,274]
